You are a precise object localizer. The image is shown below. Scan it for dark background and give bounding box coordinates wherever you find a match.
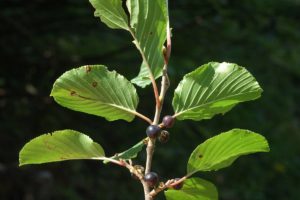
[1,0,300,199]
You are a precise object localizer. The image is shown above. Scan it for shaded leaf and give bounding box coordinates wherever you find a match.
[187,129,270,173]
[113,140,145,160]
[165,178,218,200]
[51,65,139,122]
[19,130,105,166]
[173,62,263,121]
[104,139,145,164]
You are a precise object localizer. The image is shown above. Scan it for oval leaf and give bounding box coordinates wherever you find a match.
[129,0,167,87]
[19,130,105,166]
[173,62,263,121]
[89,0,129,30]
[88,0,167,87]
[165,178,218,200]
[187,129,270,173]
[50,65,139,122]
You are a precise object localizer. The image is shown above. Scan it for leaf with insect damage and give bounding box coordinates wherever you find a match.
[51,65,139,122]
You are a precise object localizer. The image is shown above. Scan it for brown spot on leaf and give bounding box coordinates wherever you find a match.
[85,65,92,73]
[70,91,76,96]
[198,154,203,158]
[92,81,98,87]
[43,139,54,150]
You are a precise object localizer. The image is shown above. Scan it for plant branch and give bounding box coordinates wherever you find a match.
[144,2,172,200]
[149,172,193,197]
[153,2,172,125]
[145,138,156,174]
[142,181,152,200]
[122,160,153,200]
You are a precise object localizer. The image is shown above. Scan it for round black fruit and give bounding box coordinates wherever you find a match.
[172,178,184,190]
[146,125,161,138]
[144,172,159,187]
[158,130,170,143]
[162,115,175,128]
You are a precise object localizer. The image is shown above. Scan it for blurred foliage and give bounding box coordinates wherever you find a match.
[1,0,300,199]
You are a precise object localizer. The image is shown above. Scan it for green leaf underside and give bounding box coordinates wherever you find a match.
[89,0,129,30]
[131,61,162,88]
[172,62,263,121]
[50,65,139,122]
[104,140,145,164]
[164,178,218,200]
[187,129,270,173]
[88,0,167,88]
[19,130,105,166]
[129,0,167,87]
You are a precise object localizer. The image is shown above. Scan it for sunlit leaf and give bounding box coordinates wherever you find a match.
[127,0,167,87]
[51,65,139,122]
[89,0,129,30]
[19,130,105,166]
[88,0,167,87]
[187,129,270,173]
[165,178,218,200]
[173,62,263,121]
[131,61,162,88]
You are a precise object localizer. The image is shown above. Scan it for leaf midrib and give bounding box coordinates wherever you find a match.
[100,5,129,30]
[188,140,269,174]
[174,89,261,117]
[68,92,137,116]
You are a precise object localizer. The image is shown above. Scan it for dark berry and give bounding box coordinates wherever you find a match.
[144,172,159,187]
[162,115,175,128]
[146,125,161,138]
[158,130,170,143]
[172,178,184,190]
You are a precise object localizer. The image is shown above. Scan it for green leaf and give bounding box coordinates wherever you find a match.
[50,65,139,122]
[113,140,145,160]
[173,62,263,121]
[89,0,129,30]
[19,130,105,166]
[131,61,162,88]
[88,0,167,87]
[104,139,145,164]
[187,129,270,173]
[164,178,218,200]
[129,0,167,87]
